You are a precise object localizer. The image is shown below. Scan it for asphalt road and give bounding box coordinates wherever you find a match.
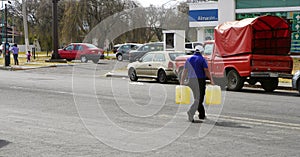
[0,60,299,156]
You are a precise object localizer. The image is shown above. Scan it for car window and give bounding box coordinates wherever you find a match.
[153,53,165,62]
[185,43,192,49]
[86,44,97,48]
[204,44,214,55]
[75,45,83,51]
[169,53,185,61]
[132,45,139,50]
[142,53,154,62]
[143,46,150,51]
[65,45,74,51]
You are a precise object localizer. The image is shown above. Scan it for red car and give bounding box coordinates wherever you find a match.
[58,43,104,63]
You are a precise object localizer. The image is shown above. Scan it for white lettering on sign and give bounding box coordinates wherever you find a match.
[296,15,300,21]
[295,34,299,40]
[197,16,218,21]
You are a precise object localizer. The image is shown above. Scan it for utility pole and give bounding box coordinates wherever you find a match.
[4,1,11,66]
[22,0,29,54]
[51,0,60,59]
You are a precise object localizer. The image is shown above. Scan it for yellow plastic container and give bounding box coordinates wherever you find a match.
[205,85,222,105]
[175,85,191,104]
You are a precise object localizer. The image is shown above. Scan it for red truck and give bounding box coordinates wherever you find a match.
[175,15,293,92]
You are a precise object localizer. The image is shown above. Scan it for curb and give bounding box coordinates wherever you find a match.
[105,72,293,90]
[105,72,128,78]
[0,64,73,71]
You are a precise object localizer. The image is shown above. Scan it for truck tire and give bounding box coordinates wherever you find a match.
[226,70,244,91]
[261,78,278,92]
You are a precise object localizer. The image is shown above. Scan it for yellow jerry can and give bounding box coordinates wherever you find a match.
[205,85,222,105]
[175,85,191,104]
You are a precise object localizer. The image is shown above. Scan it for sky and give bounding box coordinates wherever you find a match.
[137,0,185,8]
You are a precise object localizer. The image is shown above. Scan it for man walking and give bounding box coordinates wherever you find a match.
[10,44,19,65]
[180,46,214,122]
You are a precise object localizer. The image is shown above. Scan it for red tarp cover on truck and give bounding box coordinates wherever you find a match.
[214,15,291,56]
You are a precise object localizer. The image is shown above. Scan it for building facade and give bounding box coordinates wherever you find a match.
[189,0,300,53]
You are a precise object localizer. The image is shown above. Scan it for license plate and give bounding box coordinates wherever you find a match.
[270,73,278,77]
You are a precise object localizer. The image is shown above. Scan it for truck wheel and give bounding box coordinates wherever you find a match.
[128,68,138,81]
[226,70,244,91]
[261,78,278,92]
[157,70,167,83]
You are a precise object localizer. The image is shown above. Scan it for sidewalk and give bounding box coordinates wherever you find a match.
[0,62,71,71]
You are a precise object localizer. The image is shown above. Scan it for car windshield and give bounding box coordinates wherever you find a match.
[86,44,97,48]
[204,44,214,55]
[169,53,185,61]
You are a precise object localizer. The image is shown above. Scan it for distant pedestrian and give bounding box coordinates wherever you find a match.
[10,43,19,65]
[27,51,31,62]
[180,46,214,122]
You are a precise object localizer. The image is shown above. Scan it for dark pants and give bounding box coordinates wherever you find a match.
[13,54,19,65]
[188,78,206,119]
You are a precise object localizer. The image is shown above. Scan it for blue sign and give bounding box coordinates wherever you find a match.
[189,9,218,22]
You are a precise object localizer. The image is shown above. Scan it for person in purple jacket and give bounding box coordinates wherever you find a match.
[10,43,19,65]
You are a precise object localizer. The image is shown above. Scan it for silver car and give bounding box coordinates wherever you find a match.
[127,51,185,83]
[292,70,300,95]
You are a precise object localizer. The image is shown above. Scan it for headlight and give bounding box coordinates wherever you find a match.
[295,70,300,77]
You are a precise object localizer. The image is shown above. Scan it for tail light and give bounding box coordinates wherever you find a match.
[168,61,174,69]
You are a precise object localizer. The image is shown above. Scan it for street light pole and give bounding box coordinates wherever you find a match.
[4,2,10,66]
[51,0,60,59]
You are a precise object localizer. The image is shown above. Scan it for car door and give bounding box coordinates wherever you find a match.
[73,44,84,59]
[151,53,166,76]
[60,44,74,59]
[135,53,155,77]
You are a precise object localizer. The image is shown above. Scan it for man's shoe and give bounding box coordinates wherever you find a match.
[187,111,194,122]
[199,115,206,120]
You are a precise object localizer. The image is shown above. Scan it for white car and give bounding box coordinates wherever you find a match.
[127,51,185,83]
[292,70,300,95]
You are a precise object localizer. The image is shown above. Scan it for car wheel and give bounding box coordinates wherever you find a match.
[178,68,189,85]
[297,80,300,95]
[117,54,123,61]
[128,68,138,81]
[157,70,167,83]
[80,56,88,63]
[66,59,72,62]
[261,78,278,92]
[92,59,99,64]
[226,69,244,91]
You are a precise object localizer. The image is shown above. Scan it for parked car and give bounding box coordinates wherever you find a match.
[292,70,300,95]
[113,44,123,53]
[129,42,163,63]
[127,51,185,83]
[116,43,142,61]
[58,43,104,63]
[185,42,203,54]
